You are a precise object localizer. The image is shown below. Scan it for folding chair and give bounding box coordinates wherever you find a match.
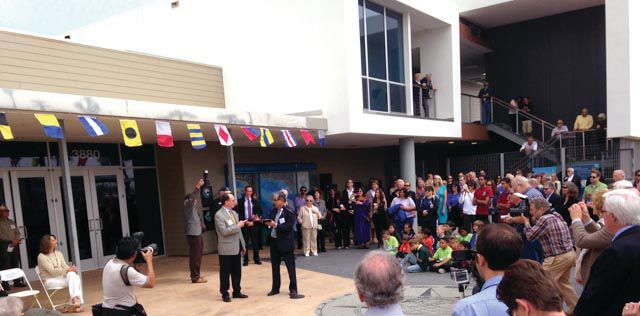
[0,268,42,308]
[35,266,67,310]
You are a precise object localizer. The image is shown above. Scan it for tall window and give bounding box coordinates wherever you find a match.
[359,0,405,113]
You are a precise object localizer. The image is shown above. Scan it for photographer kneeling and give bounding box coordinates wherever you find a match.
[452,224,522,316]
[99,236,155,316]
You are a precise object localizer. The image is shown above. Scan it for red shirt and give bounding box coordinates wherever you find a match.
[473,186,493,215]
[497,191,512,221]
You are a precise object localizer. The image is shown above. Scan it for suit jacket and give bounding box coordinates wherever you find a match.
[183,189,204,236]
[341,189,355,211]
[236,197,262,221]
[564,175,582,190]
[214,207,246,256]
[574,226,640,316]
[269,206,296,253]
[297,205,320,229]
[570,220,613,282]
[546,192,562,214]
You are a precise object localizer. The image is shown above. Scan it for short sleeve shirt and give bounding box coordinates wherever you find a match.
[433,246,452,262]
[474,186,493,216]
[102,258,148,309]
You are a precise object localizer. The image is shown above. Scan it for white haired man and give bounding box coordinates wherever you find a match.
[564,168,581,191]
[355,251,405,316]
[574,189,640,316]
[613,169,626,182]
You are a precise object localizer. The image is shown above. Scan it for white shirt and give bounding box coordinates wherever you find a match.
[305,206,316,228]
[567,174,574,182]
[102,258,148,309]
[459,191,477,215]
[347,188,354,199]
[520,141,538,153]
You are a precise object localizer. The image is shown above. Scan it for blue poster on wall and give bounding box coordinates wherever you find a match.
[532,166,557,177]
[572,163,600,188]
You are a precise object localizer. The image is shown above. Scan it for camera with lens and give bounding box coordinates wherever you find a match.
[508,192,531,219]
[132,232,157,263]
[450,249,482,298]
[200,170,214,209]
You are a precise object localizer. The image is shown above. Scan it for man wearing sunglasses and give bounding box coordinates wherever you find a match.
[582,170,607,207]
[452,224,522,316]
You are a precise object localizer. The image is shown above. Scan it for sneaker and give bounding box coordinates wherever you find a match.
[438,268,446,274]
[312,252,318,256]
[344,246,350,250]
[304,253,309,257]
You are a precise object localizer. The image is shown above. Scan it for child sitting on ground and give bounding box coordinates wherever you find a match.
[396,223,415,259]
[446,221,459,238]
[382,230,399,256]
[429,237,453,274]
[456,225,472,243]
[469,220,485,249]
[399,236,431,273]
[449,238,463,251]
[421,227,435,255]
[388,224,401,244]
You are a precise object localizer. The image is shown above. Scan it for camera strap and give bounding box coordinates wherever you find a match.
[120,264,132,286]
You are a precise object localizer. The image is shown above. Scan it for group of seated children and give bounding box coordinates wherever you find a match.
[387,219,486,273]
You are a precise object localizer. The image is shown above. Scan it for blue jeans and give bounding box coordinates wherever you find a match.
[400,253,417,266]
[481,101,492,124]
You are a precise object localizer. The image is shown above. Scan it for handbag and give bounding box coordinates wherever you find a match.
[317,224,323,231]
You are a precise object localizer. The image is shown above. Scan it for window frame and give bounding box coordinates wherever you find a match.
[360,0,406,114]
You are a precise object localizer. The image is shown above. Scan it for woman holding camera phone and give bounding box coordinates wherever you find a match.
[37,234,84,313]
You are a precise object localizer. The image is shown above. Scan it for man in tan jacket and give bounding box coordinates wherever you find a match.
[214,193,247,302]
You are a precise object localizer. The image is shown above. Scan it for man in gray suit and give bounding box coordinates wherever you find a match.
[183,179,207,284]
[214,192,248,302]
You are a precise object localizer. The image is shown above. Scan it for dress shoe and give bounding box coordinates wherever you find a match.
[222,296,231,302]
[290,292,305,299]
[232,293,248,299]
[254,261,262,265]
[13,282,26,288]
[267,290,279,296]
[192,277,207,283]
[1,281,10,290]
[243,261,249,266]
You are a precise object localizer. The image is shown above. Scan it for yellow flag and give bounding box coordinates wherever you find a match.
[120,120,142,147]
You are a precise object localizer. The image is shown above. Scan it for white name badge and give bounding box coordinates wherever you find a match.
[10,225,16,229]
[279,218,286,224]
[226,219,234,225]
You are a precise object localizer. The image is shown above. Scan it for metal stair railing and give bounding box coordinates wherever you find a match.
[490,97,556,143]
[509,135,561,173]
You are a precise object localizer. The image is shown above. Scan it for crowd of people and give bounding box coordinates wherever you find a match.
[351,168,640,316]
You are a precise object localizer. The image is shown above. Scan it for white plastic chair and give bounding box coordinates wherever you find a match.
[0,268,42,308]
[35,266,66,310]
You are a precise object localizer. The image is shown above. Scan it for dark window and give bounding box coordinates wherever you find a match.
[369,80,388,112]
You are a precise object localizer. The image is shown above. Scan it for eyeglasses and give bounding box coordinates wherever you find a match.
[306,199,314,202]
[590,176,598,179]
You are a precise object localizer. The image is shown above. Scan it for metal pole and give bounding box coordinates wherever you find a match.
[227,145,237,196]
[58,120,82,277]
[446,157,451,178]
[516,111,519,135]
[500,153,505,177]
[561,147,567,181]
[582,131,586,160]
[490,97,494,123]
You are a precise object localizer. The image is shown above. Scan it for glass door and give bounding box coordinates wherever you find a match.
[10,170,65,279]
[88,169,129,267]
[0,170,12,211]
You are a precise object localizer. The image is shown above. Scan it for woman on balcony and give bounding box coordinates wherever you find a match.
[37,234,84,313]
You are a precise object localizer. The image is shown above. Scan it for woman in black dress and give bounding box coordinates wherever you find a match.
[557,182,580,227]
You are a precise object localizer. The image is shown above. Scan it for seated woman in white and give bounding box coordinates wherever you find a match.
[37,234,84,313]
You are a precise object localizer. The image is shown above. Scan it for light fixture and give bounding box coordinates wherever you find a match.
[471,142,478,145]
[448,141,455,144]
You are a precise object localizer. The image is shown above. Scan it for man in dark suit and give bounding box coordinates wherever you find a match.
[339,179,355,249]
[543,183,562,213]
[236,185,262,266]
[564,168,581,190]
[265,191,304,299]
[574,189,640,316]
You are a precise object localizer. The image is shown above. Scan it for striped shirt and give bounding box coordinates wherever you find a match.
[524,212,574,258]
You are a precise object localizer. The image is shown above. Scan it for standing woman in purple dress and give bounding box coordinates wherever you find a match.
[351,187,371,249]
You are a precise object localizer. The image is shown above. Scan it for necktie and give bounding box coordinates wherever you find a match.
[248,200,253,219]
[230,211,237,224]
[271,209,282,238]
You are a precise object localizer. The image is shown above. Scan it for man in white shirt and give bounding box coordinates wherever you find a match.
[551,120,569,141]
[102,237,155,311]
[520,135,538,156]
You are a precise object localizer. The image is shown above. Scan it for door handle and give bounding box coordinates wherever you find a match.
[99,218,104,230]
[95,219,101,231]
[20,226,28,240]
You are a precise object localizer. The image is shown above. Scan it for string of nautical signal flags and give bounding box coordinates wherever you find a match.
[0,112,326,148]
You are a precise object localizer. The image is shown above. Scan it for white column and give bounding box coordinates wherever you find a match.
[400,137,416,232]
[400,138,416,190]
